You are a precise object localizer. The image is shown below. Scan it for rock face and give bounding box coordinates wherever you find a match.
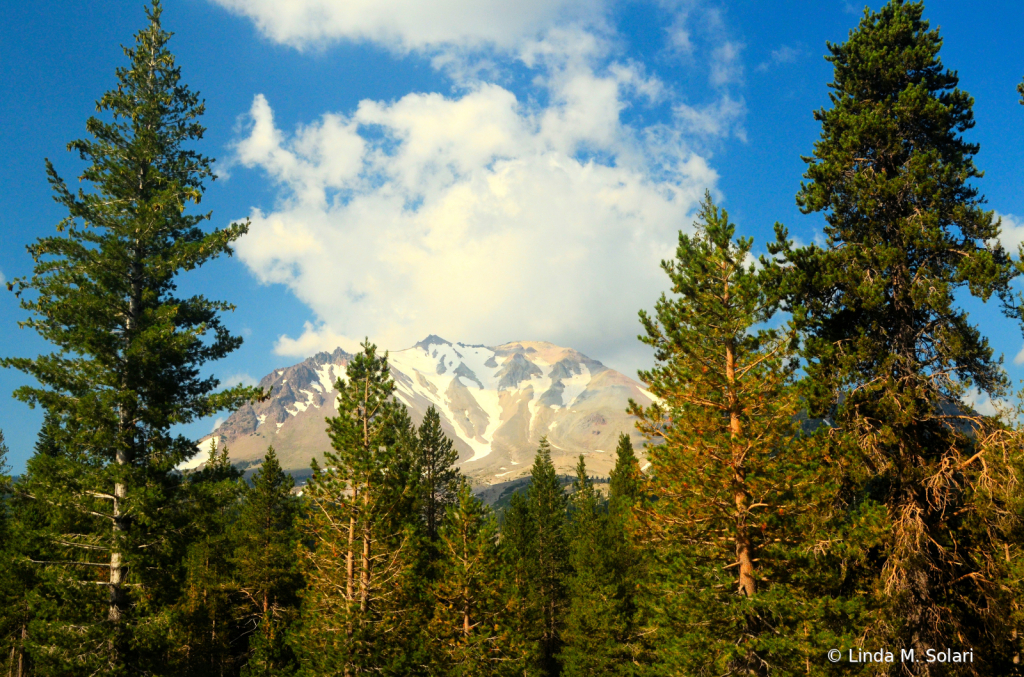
[196,337,656,486]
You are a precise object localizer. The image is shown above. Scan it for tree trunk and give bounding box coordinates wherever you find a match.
[110,255,141,623]
[725,302,756,598]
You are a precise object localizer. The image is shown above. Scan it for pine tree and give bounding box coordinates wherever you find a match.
[415,406,461,543]
[170,442,245,675]
[499,490,537,676]
[0,429,25,677]
[294,341,423,677]
[232,447,302,677]
[429,481,521,676]
[775,1,1024,671]
[526,438,569,677]
[608,434,641,513]
[1,3,255,673]
[604,434,651,674]
[558,456,619,677]
[630,194,834,675]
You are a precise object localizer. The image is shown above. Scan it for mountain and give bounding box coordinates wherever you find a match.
[189,336,656,487]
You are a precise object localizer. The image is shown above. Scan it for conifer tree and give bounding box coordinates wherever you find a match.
[1,3,255,673]
[604,434,650,673]
[0,429,23,677]
[415,406,461,543]
[775,1,1024,670]
[498,490,538,675]
[429,482,521,676]
[608,434,641,512]
[526,438,569,676]
[559,456,619,677]
[233,447,301,677]
[630,194,832,675]
[294,341,422,676]
[170,442,245,675]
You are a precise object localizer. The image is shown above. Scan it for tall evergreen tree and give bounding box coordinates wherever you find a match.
[526,438,569,677]
[1,3,255,673]
[429,482,521,676]
[0,429,24,677]
[294,341,423,677]
[604,434,651,674]
[630,195,834,675]
[170,442,245,676]
[775,1,1024,671]
[499,490,538,676]
[558,456,619,677]
[608,434,641,513]
[233,447,302,677]
[415,406,460,543]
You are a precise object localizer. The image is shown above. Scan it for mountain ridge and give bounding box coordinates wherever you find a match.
[190,337,655,486]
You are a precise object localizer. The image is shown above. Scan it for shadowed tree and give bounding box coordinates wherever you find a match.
[415,406,460,543]
[774,1,1024,672]
[233,447,302,677]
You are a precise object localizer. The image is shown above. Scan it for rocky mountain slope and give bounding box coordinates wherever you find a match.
[191,336,656,487]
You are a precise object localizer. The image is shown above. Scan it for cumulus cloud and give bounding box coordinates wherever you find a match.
[0,269,5,287]
[993,212,1024,254]
[210,0,605,51]
[275,322,364,357]
[232,51,719,375]
[219,0,747,377]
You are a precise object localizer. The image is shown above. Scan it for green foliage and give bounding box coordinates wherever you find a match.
[294,340,425,676]
[170,442,245,675]
[559,456,620,677]
[429,482,524,676]
[1,2,255,674]
[773,0,1024,670]
[630,194,844,675]
[526,438,570,676]
[416,406,461,543]
[233,447,301,676]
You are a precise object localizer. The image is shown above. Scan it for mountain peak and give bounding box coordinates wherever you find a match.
[413,334,452,351]
[197,336,654,488]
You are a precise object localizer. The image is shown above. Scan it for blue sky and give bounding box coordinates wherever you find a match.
[2,0,1023,472]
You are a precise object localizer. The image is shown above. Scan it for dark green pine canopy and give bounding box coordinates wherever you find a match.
[773,0,1024,670]
[2,2,257,673]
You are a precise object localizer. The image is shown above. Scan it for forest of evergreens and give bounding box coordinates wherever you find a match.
[2,1,1024,675]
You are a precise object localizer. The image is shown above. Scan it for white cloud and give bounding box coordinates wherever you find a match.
[962,387,1002,418]
[0,269,5,287]
[993,212,1024,254]
[211,417,226,432]
[1014,345,1024,366]
[232,55,718,374]
[673,93,745,141]
[210,0,605,51]
[220,372,260,388]
[755,44,801,72]
[220,0,747,377]
[274,322,364,357]
[709,40,743,87]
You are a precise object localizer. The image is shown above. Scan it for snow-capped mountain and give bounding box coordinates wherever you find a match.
[193,336,656,486]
